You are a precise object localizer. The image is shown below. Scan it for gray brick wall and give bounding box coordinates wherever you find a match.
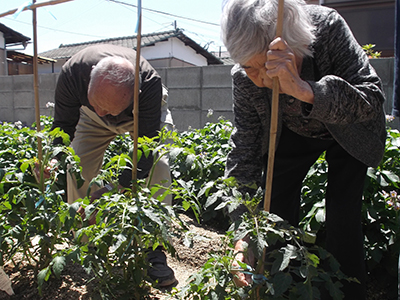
[0,59,395,130]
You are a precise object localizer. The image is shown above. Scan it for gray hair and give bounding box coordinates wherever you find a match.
[89,56,135,90]
[221,0,316,64]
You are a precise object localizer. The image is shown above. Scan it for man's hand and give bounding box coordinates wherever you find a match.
[77,183,118,225]
[34,158,58,182]
[231,237,255,287]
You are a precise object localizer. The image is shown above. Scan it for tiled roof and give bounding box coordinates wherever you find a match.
[210,50,234,65]
[0,22,30,45]
[39,29,223,65]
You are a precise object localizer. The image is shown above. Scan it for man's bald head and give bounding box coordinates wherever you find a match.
[88,56,135,117]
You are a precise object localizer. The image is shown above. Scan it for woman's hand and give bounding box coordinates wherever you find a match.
[266,37,314,104]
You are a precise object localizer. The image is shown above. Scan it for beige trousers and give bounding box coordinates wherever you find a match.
[67,105,174,206]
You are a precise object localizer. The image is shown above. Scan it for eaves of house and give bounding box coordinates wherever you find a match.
[7,50,56,65]
[39,28,223,65]
[0,22,30,46]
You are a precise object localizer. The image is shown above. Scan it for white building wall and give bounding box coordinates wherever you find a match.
[38,58,65,74]
[37,37,208,74]
[141,37,207,67]
[0,32,6,75]
[0,32,4,49]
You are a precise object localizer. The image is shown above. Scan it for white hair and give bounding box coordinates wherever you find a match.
[89,56,135,90]
[221,0,316,64]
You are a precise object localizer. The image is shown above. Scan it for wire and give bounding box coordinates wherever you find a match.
[3,16,107,39]
[106,0,220,27]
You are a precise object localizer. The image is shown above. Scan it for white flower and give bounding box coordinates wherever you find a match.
[46,102,55,108]
[14,121,22,129]
[386,115,395,122]
[207,109,214,118]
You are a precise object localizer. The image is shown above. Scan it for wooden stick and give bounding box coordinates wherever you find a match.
[32,0,44,192]
[257,2,284,296]
[0,0,73,19]
[0,0,73,191]
[263,0,285,212]
[131,1,142,190]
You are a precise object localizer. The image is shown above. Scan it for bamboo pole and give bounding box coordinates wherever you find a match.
[0,0,74,191]
[0,0,73,18]
[263,0,285,212]
[32,0,45,192]
[257,2,284,298]
[131,1,142,191]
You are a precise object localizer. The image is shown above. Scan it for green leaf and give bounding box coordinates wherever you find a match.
[377,174,389,187]
[185,154,196,168]
[273,272,292,296]
[381,170,400,183]
[182,200,191,211]
[25,190,36,213]
[198,181,215,199]
[37,266,52,292]
[20,161,30,173]
[51,256,66,279]
[303,231,317,244]
[366,167,377,180]
[169,148,183,161]
[0,169,5,182]
[306,253,320,268]
[143,208,163,226]
[315,208,325,223]
[325,279,344,300]
[204,193,219,209]
[279,244,297,271]
[296,281,314,300]
[110,234,127,253]
[69,202,81,219]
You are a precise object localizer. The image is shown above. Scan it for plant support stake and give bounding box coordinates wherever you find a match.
[263,0,285,212]
[0,0,75,193]
[258,1,284,298]
[32,1,43,188]
[132,0,142,192]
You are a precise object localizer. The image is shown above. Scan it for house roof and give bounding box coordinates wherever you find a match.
[210,50,235,65]
[7,50,56,65]
[0,23,30,46]
[39,29,223,65]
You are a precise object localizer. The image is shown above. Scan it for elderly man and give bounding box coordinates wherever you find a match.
[221,0,386,299]
[50,44,176,287]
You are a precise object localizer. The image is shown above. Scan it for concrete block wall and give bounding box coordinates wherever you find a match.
[370,58,394,114]
[370,58,398,129]
[0,73,59,126]
[156,65,234,131]
[0,58,396,130]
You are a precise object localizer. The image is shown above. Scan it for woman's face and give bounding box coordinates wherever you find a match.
[241,52,272,88]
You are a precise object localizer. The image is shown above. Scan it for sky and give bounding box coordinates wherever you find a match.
[0,0,226,56]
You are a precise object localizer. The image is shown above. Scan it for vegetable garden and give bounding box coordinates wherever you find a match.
[0,116,399,299]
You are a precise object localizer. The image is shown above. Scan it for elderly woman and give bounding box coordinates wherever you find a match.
[221,0,386,299]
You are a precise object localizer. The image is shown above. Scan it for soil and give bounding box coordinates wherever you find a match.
[0,214,225,300]
[0,213,397,300]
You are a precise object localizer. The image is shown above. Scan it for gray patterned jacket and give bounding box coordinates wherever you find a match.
[224,5,386,217]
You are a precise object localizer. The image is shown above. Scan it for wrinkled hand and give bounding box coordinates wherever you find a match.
[231,237,255,287]
[77,184,116,225]
[34,158,58,182]
[266,37,314,104]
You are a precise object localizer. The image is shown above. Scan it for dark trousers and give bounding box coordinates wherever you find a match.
[266,126,367,300]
